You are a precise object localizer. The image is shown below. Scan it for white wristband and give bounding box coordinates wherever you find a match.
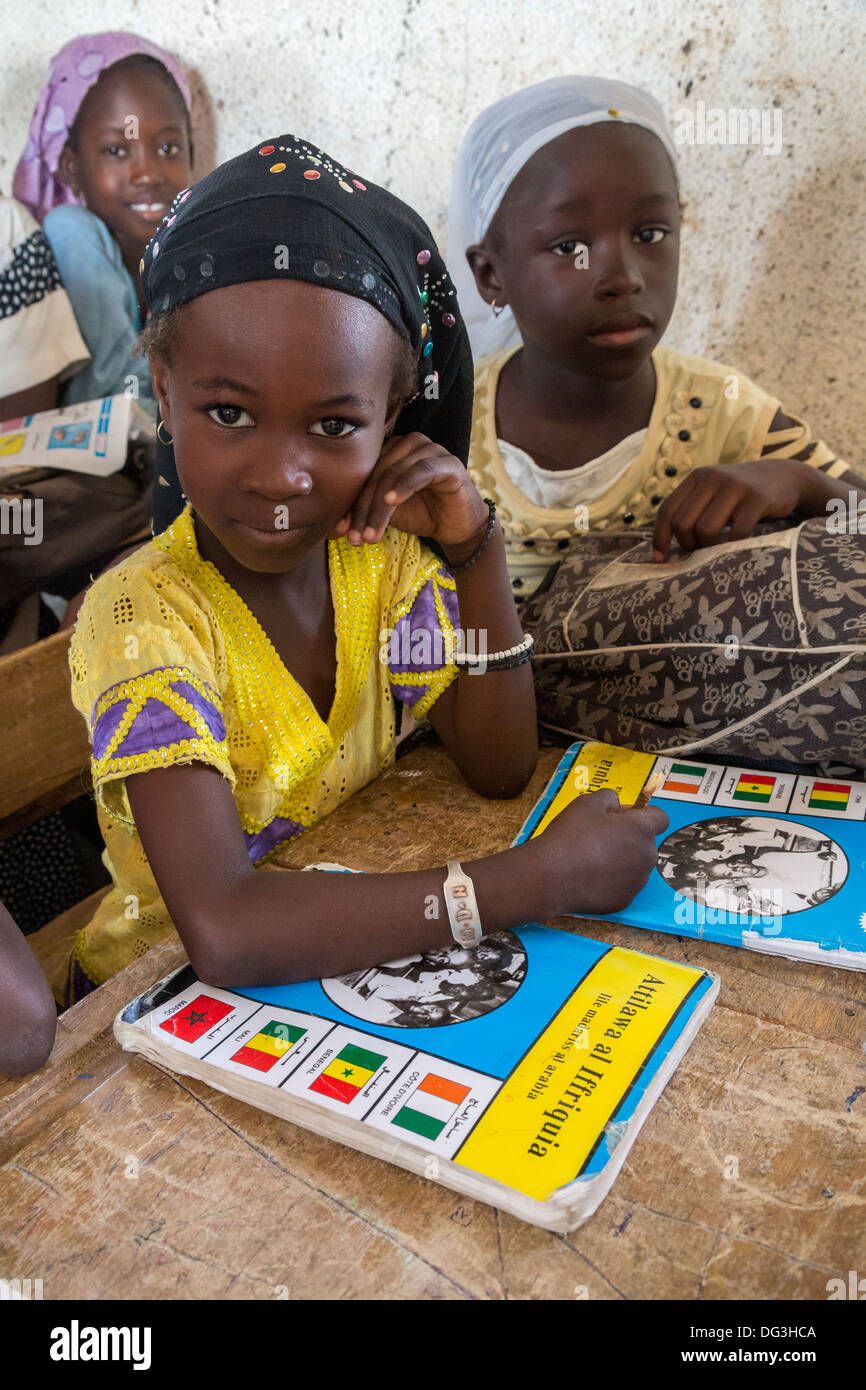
[443,859,483,947]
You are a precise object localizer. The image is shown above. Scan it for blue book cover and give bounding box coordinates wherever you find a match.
[513,740,866,970]
[116,919,717,1231]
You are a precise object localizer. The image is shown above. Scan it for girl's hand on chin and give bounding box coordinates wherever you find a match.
[332,432,491,555]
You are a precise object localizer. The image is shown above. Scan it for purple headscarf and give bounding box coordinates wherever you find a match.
[13,31,191,224]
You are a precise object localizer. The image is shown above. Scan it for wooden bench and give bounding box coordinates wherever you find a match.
[0,629,108,984]
[0,629,91,833]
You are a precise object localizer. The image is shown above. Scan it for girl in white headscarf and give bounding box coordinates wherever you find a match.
[446,76,866,770]
[448,76,678,361]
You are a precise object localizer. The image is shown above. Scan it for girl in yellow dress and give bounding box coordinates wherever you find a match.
[61,135,667,1006]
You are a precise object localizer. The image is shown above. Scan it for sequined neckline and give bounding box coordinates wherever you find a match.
[154,505,384,792]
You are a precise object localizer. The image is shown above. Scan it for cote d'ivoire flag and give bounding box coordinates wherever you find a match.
[160,994,233,1042]
[392,1073,471,1140]
[231,1019,306,1072]
[733,773,775,804]
[310,1042,386,1103]
[662,763,706,795]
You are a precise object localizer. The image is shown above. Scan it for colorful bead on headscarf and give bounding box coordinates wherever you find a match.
[144,134,473,533]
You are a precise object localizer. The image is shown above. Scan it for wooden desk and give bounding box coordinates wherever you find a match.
[1,743,864,1300]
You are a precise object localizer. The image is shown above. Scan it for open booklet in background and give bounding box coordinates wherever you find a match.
[514,740,866,971]
[0,394,152,480]
[115,908,717,1232]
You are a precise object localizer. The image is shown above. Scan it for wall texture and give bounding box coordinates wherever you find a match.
[2,0,863,459]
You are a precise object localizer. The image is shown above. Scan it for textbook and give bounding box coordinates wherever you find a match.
[115,917,717,1232]
[514,741,866,970]
[0,394,151,480]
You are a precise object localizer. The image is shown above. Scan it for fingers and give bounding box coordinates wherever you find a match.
[671,484,738,552]
[727,493,769,542]
[653,481,696,561]
[615,801,670,834]
[653,466,783,559]
[344,436,448,544]
[654,474,744,559]
[549,786,622,821]
[632,804,670,836]
[584,788,622,813]
[691,489,743,548]
[355,456,441,542]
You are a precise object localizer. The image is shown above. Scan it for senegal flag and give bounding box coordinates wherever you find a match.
[231,1019,306,1073]
[733,773,775,804]
[310,1042,387,1103]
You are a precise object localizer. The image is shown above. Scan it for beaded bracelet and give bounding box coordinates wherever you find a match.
[444,498,497,572]
[454,632,534,671]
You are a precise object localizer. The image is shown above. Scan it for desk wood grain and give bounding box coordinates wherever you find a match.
[1,743,864,1300]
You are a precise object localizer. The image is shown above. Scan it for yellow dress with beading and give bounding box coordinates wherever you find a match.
[61,505,460,1005]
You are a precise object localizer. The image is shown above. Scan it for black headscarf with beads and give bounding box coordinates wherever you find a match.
[142,135,473,532]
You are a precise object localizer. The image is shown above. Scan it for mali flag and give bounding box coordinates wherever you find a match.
[309,1042,387,1103]
[160,994,234,1042]
[231,1019,306,1073]
[808,781,850,811]
[733,774,775,804]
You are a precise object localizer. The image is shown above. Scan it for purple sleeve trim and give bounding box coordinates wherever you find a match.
[386,571,460,709]
[169,678,226,740]
[438,577,460,628]
[387,572,460,679]
[244,816,305,863]
[114,698,202,758]
[92,696,130,761]
[390,678,430,708]
[91,668,226,763]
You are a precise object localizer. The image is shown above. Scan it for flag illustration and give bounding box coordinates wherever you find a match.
[733,773,776,804]
[391,1073,471,1141]
[808,781,850,812]
[662,763,705,795]
[231,1019,306,1073]
[309,1042,387,1103]
[160,994,233,1042]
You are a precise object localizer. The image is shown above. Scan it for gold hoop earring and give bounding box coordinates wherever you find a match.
[157,420,173,445]
[490,298,504,318]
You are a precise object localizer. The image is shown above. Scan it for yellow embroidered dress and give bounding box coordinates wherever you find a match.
[62,506,460,1005]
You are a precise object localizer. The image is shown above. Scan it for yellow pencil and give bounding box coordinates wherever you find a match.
[633,773,664,810]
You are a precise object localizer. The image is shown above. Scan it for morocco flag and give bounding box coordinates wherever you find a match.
[160,994,233,1042]
[309,1042,387,1103]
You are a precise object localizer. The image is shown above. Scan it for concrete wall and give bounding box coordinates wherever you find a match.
[2,0,863,459]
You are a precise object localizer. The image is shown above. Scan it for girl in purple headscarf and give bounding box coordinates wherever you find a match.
[13,32,194,406]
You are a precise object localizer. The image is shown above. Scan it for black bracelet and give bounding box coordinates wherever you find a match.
[444,498,497,572]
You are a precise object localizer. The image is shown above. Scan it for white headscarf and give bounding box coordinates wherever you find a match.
[446,75,678,359]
